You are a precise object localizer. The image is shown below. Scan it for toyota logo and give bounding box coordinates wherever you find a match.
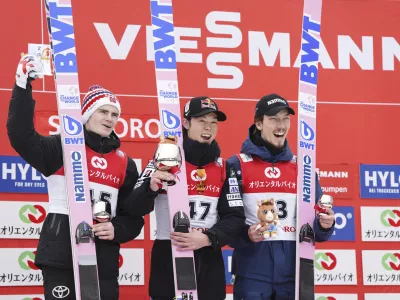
[264,167,281,178]
[52,285,70,298]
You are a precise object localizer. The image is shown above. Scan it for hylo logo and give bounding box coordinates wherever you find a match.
[18,251,39,270]
[381,209,400,227]
[382,253,400,271]
[315,252,337,271]
[264,167,281,179]
[161,109,180,130]
[19,204,46,224]
[62,115,82,136]
[91,156,108,169]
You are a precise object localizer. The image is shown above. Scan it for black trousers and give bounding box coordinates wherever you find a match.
[42,266,119,300]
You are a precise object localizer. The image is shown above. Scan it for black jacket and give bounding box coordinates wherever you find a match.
[7,84,144,279]
[126,138,245,300]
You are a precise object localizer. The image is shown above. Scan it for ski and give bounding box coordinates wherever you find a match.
[149,0,198,299]
[44,0,100,299]
[295,1,323,300]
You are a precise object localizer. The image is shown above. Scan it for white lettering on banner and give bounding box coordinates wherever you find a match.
[2,163,43,181]
[364,171,400,188]
[317,170,349,178]
[93,11,400,89]
[49,115,161,139]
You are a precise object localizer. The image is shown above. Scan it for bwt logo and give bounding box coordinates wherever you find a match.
[19,204,46,224]
[264,167,280,178]
[315,252,337,271]
[381,209,400,227]
[382,253,400,271]
[63,115,84,145]
[63,115,82,136]
[19,251,39,270]
[300,120,315,141]
[161,109,180,130]
[299,120,315,150]
[316,297,336,300]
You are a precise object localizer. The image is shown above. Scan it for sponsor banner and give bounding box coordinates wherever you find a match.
[0,296,44,300]
[36,112,161,142]
[329,206,355,241]
[315,250,357,285]
[364,294,400,300]
[222,249,234,285]
[360,164,400,199]
[0,201,48,239]
[316,163,355,199]
[361,207,400,242]
[315,295,358,300]
[362,250,400,285]
[0,248,42,286]
[0,156,47,194]
[118,248,144,285]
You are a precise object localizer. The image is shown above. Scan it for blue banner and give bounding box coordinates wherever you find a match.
[360,164,400,199]
[0,156,47,193]
[329,206,356,241]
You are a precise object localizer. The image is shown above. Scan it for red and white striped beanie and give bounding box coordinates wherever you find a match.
[81,85,121,124]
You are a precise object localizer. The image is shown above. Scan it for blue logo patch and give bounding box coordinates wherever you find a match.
[161,109,180,130]
[329,206,355,241]
[360,164,400,199]
[0,156,47,193]
[63,115,83,136]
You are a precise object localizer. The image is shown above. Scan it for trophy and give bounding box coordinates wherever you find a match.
[153,136,182,187]
[92,199,112,223]
[314,194,334,215]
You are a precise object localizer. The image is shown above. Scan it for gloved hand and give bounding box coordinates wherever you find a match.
[15,54,44,89]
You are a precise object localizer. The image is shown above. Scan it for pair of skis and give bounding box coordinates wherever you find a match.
[44,0,197,298]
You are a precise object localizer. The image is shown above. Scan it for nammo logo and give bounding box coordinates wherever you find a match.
[19,204,46,224]
[381,209,400,227]
[316,297,336,300]
[19,250,39,270]
[382,253,400,271]
[118,253,124,268]
[315,252,337,271]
